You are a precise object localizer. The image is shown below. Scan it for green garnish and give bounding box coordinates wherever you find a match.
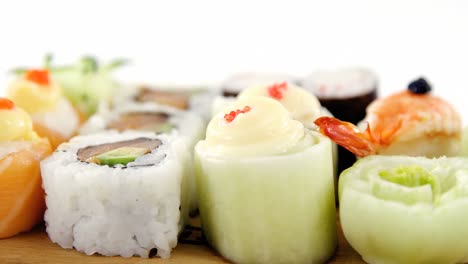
[379,165,440,201]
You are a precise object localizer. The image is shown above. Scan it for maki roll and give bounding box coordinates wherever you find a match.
[211,72,298,116]
[41,131,190,258]
[195,96,337,264]
[315,77,462,158]
[115,84,215,121]
[80,102,205,212]
[339,155,468,264]
[7,69,82,148]
[80,102,205,149]
[301,67,378,124]
[301,67,378,173]
[0,98,52,238]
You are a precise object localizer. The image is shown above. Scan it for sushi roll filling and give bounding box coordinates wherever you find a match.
[76,137,162,166]
[134,87,189,110]
[107,112,175,133]
[221,90,239,98]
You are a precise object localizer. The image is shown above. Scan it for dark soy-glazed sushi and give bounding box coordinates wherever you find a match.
[301,67,378,173]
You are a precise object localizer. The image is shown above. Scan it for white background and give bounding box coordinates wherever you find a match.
[0,0,467,122]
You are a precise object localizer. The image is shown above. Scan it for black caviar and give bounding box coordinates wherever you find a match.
[408,77,431,94]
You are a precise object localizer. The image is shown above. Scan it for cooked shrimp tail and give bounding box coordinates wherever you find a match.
[314,116,377,157]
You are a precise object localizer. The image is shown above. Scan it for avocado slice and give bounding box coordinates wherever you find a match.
[155,123,175,133]
[93,146,151,166]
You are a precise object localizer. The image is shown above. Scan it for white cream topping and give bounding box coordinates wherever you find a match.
[238,82,322,126]
[200,96,313,158]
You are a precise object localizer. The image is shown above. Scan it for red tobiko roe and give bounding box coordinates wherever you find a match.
[267,82,288,100]
[224,106,251,123]
[25,69,50,86]
[0,98,15,110]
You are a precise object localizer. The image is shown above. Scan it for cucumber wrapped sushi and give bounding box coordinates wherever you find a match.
[40,131,191,258]
[339,155,468,264]
[238,82,339,188]
[195,96,337,264]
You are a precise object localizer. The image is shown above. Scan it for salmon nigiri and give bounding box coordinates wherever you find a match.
[8,69,82,149]
[314,78,462,158]
[0,98,52,238]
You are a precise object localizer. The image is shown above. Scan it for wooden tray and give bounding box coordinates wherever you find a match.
[0,216,364,264]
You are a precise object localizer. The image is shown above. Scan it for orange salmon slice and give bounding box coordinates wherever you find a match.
[0,139,52,238]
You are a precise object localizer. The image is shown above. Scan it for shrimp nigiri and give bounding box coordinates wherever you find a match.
[0,98,52,238]
[314,78,462,157]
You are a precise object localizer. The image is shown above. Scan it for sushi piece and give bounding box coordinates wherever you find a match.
[238,81,338,181]
[80,102,205,212]
[315,77,462,158]
[80,102,205,149]
[7,69,81,148]
[301,67,378,173]
[211,72,298,116]
[195,96,337,264]
[12,55,126,118]
[301,67,378,124]
[115,84,215,121]
[339,155,468,264]
[239,81,330,127]
[0,98,52,238]
[41,131,190,258]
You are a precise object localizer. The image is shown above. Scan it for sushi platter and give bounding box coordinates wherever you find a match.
[2,56,468,264]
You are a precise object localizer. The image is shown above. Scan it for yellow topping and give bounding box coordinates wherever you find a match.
[0,106,37,141]
[239,82,321,126]
[7,78,61,113]
[201,96,312,157]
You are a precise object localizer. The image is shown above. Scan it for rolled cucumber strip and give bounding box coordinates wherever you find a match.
[339,155,468,264]
[195,131,336,264]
